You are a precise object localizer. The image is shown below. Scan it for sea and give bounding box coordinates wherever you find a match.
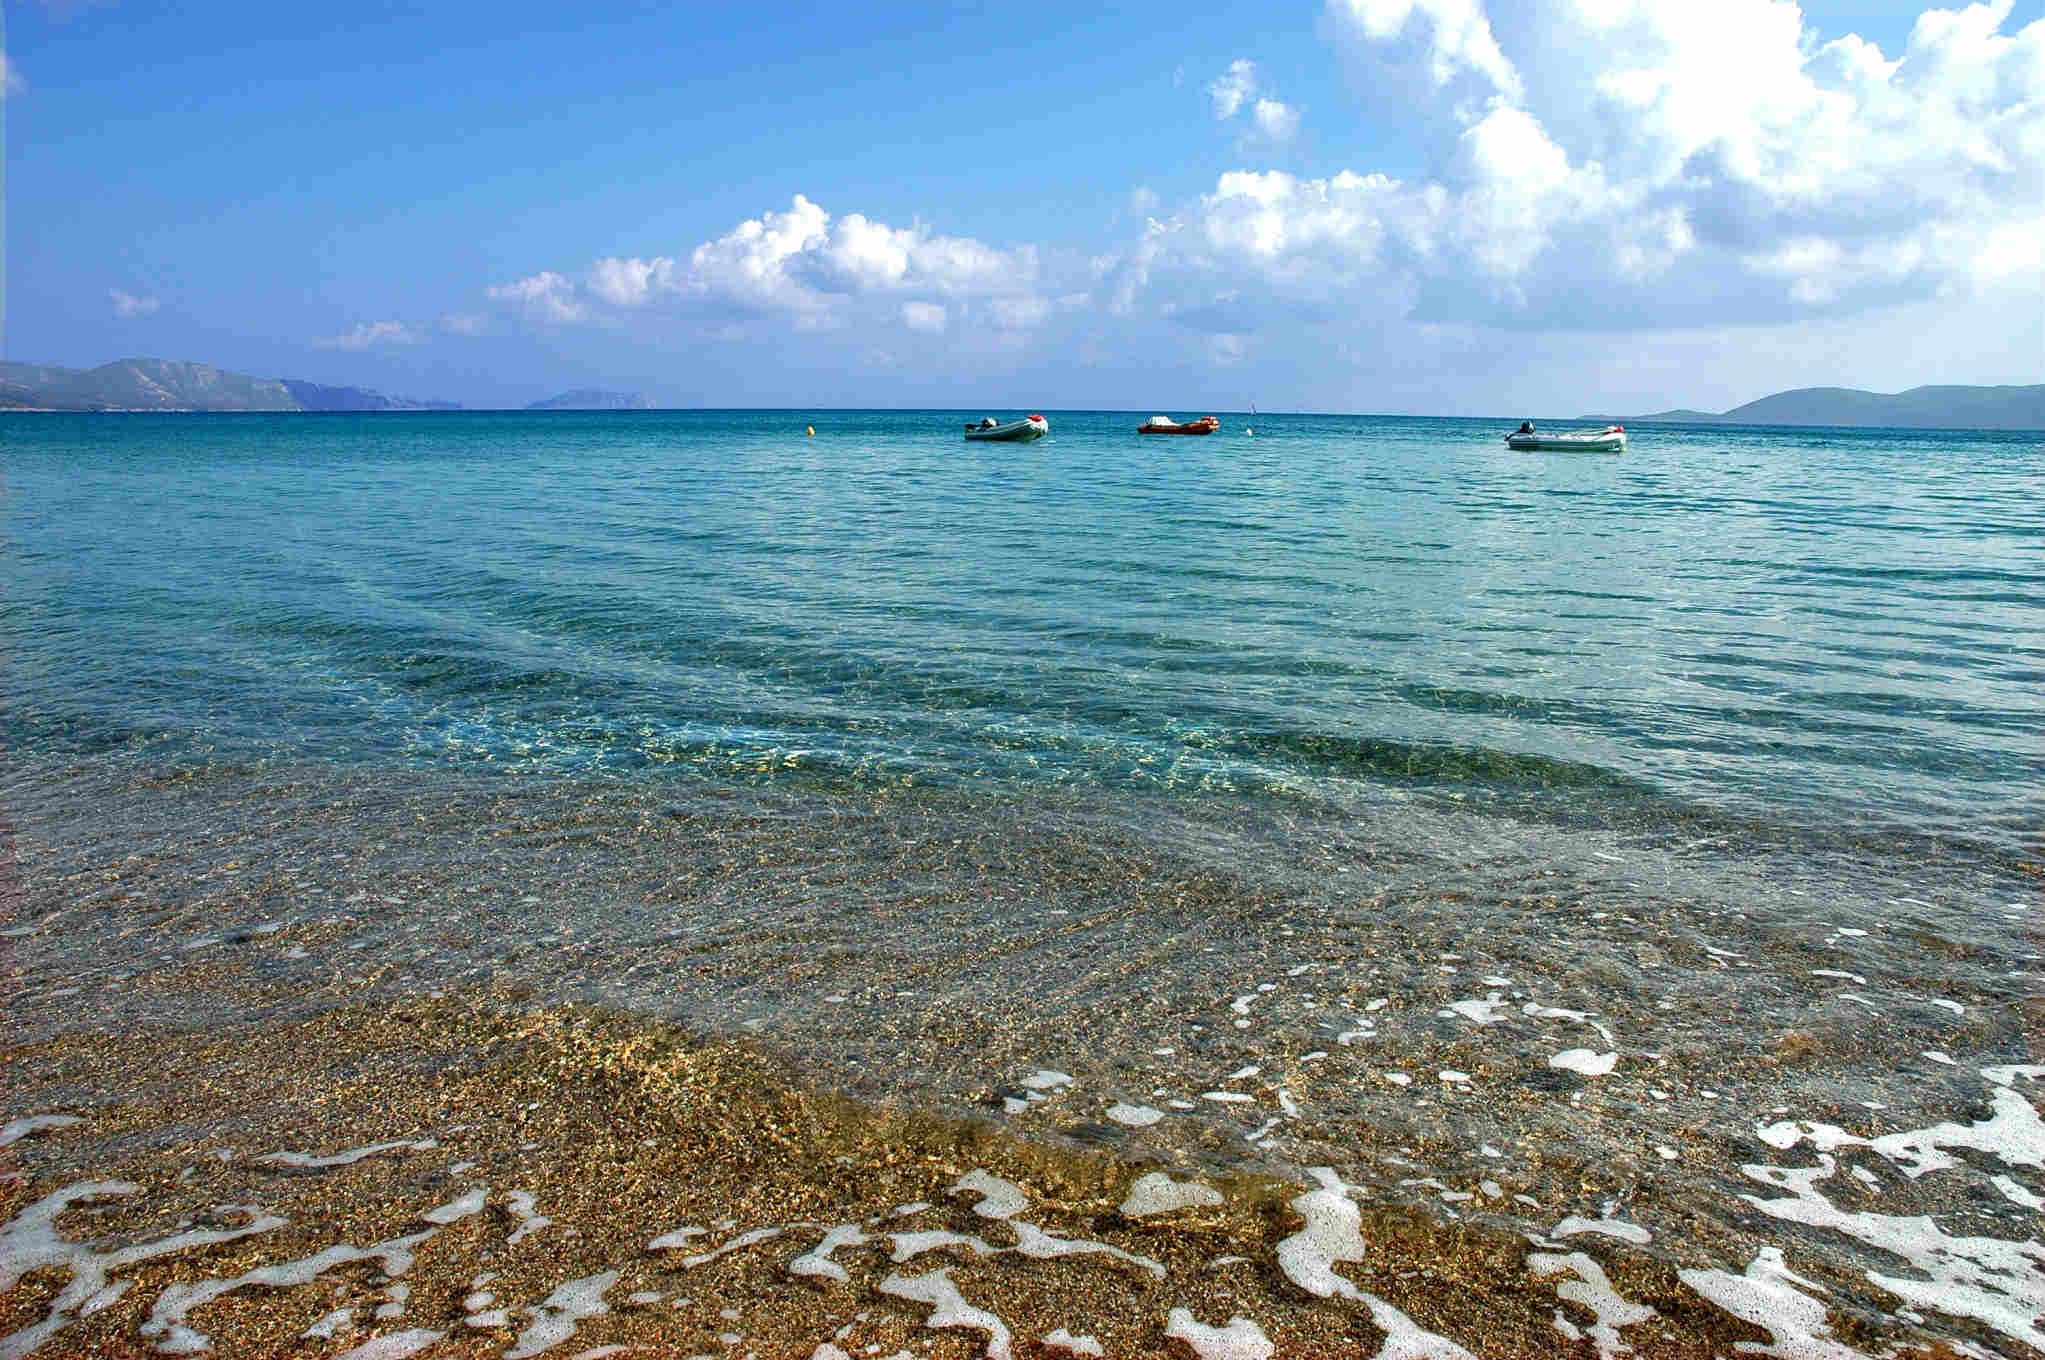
[2,408,2041,1357]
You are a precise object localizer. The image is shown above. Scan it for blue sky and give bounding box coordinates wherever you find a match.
[5,0,2041,412]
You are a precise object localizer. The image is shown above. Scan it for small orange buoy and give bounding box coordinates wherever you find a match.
[806,426,815,436]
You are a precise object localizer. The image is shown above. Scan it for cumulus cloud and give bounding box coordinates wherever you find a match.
[1209,59,1303,142]
[1252,97,1301,141]
[489,195,1042,334]
[487,271,587,323]
[109,288,158,318]
[314,320,422,350]
[439,312,488,336]
[1131,0,2045,331]
[1209,59,1259,118]
[1325,0,1522,109]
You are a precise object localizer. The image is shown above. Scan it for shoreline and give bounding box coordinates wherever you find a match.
[0,991,1840,1359]
[3,759,2039,1357]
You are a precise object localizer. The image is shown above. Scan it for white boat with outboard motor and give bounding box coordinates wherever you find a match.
[1504,423,1626,452]
[964,414,1050,442]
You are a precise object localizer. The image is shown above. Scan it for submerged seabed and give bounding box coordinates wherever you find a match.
[2,754,2041,1358]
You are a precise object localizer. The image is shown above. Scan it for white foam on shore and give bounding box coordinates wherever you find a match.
[0,1182,287,1360]
[1007,1222,1164,1277]
[422,1186,488,1224]
[141,1230,433,1354]
[0,1115,82,1147]
[889,1227,999,1262]
[788,1224,872,1284]
[1983,1064,2045,1087]
[1551,1215,1651,1246]
[1740,1155,2045,1350]
[1992,1174,2044,1209]
[880,1267,1012,1360]
[1527,1251,1655,1360]
[506,1189,554,1245]
[1756,1083,2045,1179]
[1442,995,1509,1026]
[1522,1003,1616,1044]
[506,1269,619,1359]
[670,1226,783,1267]
[1163,1308,1273,1359]
[335,1329,445,1359]
[257,1137,437,1169]
[1678,1247,1870,1360]
[1549,1049,1617,1077]
[952,1170,1028,1220]
[1105,1103,1163,1126]
[1041,1326,1105,1355]
[1273,1168,1477,1359]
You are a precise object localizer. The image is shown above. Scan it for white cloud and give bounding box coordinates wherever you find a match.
[109,288,158,318]
[486,270,586,323]
[1209,59,1259,118]
[439,312,488,337]
[1252,97,1301,141]
[587,255,675,308]
[1126,0,2045,332]
[314,320,422,350]
[1210,60,1305,143]
[1325,0,1523,110]
[492,195,1042,333]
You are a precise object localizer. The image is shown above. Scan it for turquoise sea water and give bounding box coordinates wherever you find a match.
[4,409,2043,1355]
[4,409,2040,849]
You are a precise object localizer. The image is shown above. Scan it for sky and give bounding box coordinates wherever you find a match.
[3,0,2041,414]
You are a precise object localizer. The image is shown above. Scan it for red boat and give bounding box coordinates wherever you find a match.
[1137,415,1220,435]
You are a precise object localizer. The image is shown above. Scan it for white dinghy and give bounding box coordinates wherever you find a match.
[964,414,1050,442]
[1504,423,1627,452]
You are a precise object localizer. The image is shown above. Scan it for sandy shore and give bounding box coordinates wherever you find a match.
[3,762,2036,1358]
[5,987,1790,1359]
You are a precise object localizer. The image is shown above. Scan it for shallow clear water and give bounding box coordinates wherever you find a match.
[4,409,2040,849]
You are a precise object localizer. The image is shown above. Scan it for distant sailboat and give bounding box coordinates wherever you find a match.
[1247,401,1256,437]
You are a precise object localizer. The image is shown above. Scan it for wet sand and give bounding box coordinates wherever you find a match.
[3,759,2039,1358]
[3,991,1793,1359]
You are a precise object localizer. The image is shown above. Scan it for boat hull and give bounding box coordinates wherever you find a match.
[1505,430,1626,452]
[964,416,1049,442]
[1137,417,1220,435]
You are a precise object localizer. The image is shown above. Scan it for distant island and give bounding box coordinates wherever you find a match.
[526,389,652,411]
[1602,383,2045,431]
[279,379,461,412]
[0,358,647,414]
[0,359,460,413]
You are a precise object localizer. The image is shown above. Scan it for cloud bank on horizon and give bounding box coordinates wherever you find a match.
[453,0,2038,392]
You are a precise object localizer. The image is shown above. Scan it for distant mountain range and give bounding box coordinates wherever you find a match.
[0,358,643,414]
[279,379,462,412]
[1607,384,2045,430]
[526,389,651,411]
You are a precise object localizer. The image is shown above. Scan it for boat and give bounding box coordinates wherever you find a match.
[1137,415,1220,435]
[963,414,1049,442]
[1503,423,1626,452]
